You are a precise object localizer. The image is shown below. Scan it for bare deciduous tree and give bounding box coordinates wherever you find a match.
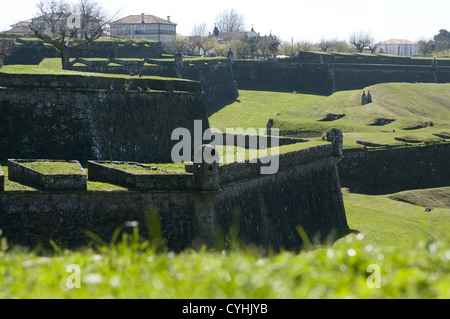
[318,38,338,52]
[215,8,246,33]
[350,31,374,53]
[169,36,188,54]
[190,22,210,55]
[30,0,119,70]
[201,37,217,57]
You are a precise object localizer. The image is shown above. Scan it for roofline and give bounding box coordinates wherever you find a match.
[110,15,177,25]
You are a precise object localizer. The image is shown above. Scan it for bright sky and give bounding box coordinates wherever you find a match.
[1,0,449,43]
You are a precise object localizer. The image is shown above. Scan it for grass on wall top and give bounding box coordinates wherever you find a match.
[0,58,191,82]
[19,161,84,175]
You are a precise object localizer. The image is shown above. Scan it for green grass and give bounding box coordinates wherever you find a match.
[100,162,187,175]
[0,222,448,299]
[1,163,128,192]
[208,90,327,131]
[19,161,84,175]
[389,187,450,209]
[212,84,450,150]
[0,58,190,82]
[340,188,450,250]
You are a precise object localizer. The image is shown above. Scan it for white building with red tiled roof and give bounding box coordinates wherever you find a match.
[110,14,176,44]
[376,39,419,56]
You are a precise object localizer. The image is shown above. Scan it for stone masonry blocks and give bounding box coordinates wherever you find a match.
[0,165,4,192]
[8,159,87,191]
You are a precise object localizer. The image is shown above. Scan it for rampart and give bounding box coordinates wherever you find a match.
[87,161,196,191]
[0,166,4,192]
[8,159,87,191]
[4,38,162,65]
[70,58,239,113]
[0,139,349,251]
[0,74,209,163]
[338,143,450,195]
[233,54,450,94]
[218,144,335,186]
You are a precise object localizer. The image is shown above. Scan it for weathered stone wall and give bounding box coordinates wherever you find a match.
[0,166,4,192]
[338,143,450,195]
[0,73,201,93]
[0,149,348,251]
[0,79,209,163]
[8,159,87,191]
[218,144,335,186]
[87,161,196,191]
[71,59,239,113]
[232,60,332,94]
[232,60,450,94]
[4,39,162,65]
[213,158,348,250]
[0,191,197,251]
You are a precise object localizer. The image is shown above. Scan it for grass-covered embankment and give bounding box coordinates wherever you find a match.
[210,85,450,151]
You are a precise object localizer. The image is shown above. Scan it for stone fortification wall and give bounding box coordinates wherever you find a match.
[338,143,450,195]
[0,75,209,163]
[0,73,201,93]
[232,60,450,94]
[218,144,334,186]
[0,166,4,192]
[0,142,348,251]
[0,191,197,251]
[296,51,450,66]
[4,39,162,65]
[213,157,348,250]
[87,161,195,191]
[330,64,449,92]
[8,159,87,191]
[232,60,332,94]
[71,59,239,113]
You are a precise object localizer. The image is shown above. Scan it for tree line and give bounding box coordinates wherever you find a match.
[1,1,449,69]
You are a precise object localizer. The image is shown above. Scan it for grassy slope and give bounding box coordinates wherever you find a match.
[269,83,450,149]
[208,90,327,132]
[209,87,450,252]
[0,58,187,81]
[389,187,450,209]
[340,188,450,250]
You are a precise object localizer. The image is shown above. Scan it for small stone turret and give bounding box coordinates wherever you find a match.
[227,48,234,62]
[361,90,367,105]
[0,165,4,192]
[326,128,344,157]
[367,90,372,104]
[174,52,183,68]
[193,145,220,192]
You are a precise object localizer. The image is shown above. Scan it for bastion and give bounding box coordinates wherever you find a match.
[0,132,349,251]
[8,159,87,191]
[0,73,209,163]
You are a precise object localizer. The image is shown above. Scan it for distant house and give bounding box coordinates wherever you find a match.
[5,14,102,38]
[110,14,176,45]
[212,25,259,45]
[4,20,33,36]
[376,39,419,56]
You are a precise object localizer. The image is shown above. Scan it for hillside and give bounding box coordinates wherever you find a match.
[269,83,450,149]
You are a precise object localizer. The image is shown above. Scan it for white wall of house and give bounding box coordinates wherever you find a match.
[377,43,419,56]
[110,23,176,44]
